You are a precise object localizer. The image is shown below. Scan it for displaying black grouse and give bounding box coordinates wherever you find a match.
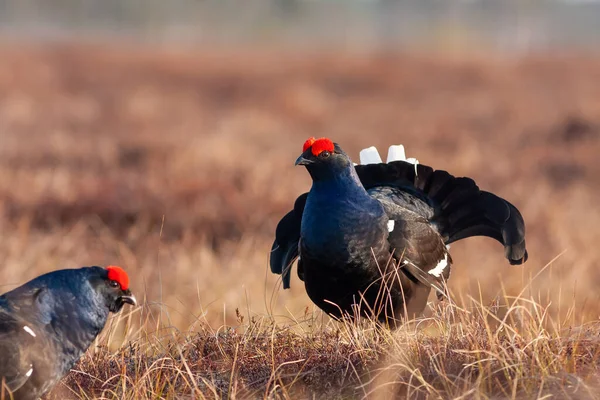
[271,137,528,326]
[0,266,136,400]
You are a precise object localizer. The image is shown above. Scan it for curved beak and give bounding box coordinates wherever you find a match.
[295,155,314,166]
[119,290,137,306]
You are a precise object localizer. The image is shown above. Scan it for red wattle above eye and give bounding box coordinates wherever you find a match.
[106,266,130,291]
[311,138,334,156]
[303,137,316,152]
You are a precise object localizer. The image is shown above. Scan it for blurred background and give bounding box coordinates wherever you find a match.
[2,0,600,51]
[0,0,599,331]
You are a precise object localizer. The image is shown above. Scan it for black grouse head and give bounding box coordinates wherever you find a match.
[87,265,136,313]
[295,137,352,180]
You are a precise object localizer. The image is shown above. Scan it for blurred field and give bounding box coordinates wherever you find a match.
[1,43,600,398]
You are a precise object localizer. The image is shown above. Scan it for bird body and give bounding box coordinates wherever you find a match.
[271,138,528,326]
[299,164,398,318]
[0,266,136,400]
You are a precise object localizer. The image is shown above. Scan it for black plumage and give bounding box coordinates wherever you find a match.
[0,266,136,400]
[270,138,528,326]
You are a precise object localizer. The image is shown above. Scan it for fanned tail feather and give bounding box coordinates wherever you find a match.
[386,145,406,162]
[359,146,383,165]
[440,191,527,264]
[356,146,528,265]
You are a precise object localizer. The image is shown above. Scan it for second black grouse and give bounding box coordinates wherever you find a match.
[0,265,136,400]
[270,137,528,326]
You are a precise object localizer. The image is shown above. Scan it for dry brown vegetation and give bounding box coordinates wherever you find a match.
[0,43,600,398]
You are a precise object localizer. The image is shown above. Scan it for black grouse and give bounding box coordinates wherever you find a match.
[270,137,528,326]
[0,265,136,400]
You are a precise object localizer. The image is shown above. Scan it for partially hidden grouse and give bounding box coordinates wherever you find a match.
[0,265,136,400]
[271,137,528,326]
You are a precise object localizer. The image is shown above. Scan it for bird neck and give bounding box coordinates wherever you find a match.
[33,286,110,356]
[309,163,372,201]
[302,164,388,260]
[53,293,109,352]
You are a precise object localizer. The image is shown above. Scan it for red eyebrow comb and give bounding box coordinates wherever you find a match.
[309,137,334,156]
[106,266,130,290]
[303,137,316,152]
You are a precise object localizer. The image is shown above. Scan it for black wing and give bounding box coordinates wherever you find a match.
[270,193,308,289]
[369,187,452,296]
[356,161,527,265]
[0,310,37,393]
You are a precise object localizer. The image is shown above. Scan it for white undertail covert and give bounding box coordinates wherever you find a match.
[358,144,419,173]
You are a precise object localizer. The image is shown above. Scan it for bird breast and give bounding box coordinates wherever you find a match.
[300,199,390,265]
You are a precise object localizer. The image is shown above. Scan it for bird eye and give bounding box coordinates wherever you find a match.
[109,280,119,288]
[320,151,331,158]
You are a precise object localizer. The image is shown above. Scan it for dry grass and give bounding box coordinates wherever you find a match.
[57,292,600,399]
[0,42,599,398]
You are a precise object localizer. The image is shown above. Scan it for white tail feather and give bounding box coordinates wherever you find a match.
[406,157,420,176]
[386,145,406,162]
[359,146,383,165]
[359,144,418,176]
